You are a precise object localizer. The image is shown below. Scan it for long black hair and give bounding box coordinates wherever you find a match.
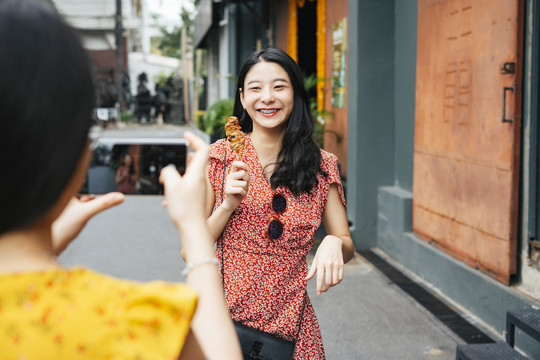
[233,48,327,196]
[0,0,95,234]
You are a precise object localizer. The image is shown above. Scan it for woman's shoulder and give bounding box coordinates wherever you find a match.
[319,149,339,168]
[0,267,196,358]
[82,268,198,303]
[1,267,198,306]
[209,138,230,160]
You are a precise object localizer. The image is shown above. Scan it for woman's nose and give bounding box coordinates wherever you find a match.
[261,88,274,103]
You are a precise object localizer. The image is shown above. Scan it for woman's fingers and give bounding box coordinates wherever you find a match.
[227,169,249,182]
[159,164,182,187]
[225,167,249,199]
[159,132,210,229]
[231,160,248,173]
[314,264,343,295]
[184,131,206,150]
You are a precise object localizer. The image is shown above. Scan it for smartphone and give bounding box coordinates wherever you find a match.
[82,137,188,195]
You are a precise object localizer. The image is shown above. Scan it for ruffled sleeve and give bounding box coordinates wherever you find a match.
[321,150,346,206]
[118,281,198,359]
[208,139,230,207]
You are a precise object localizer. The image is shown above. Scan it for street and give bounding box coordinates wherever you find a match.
[59,194,461,359]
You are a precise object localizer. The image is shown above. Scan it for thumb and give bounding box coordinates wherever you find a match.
[84,192,125,218]
[160,164,182,187]
[305,261,317,281]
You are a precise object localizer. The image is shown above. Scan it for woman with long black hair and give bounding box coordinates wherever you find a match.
[0,1,241,358]
[115,153,139,194]
[205,48,354,359]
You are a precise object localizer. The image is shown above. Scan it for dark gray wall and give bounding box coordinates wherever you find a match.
[230,2,270,75]
[347,0,396,249]
[375,1,540,357]
[394,1,417,191]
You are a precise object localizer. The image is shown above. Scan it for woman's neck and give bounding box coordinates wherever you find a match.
[250,130,284,180]
[250,130,283,160]
[0,222,58,273]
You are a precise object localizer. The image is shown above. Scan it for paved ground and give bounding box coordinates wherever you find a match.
[59,196,461,359]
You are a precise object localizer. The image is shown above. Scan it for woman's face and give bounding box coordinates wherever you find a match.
[240,61,294,133]
[124,154,132,166]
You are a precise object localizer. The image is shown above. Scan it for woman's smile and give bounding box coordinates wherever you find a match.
[258,108,282,116]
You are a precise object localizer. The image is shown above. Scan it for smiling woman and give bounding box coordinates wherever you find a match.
[203,48,355,360]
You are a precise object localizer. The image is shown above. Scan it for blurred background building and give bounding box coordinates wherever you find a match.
[53,0,190,124]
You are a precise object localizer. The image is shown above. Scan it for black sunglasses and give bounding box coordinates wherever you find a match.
[268,193,287,240]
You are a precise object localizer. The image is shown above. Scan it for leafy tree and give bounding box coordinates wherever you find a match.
[154,1,198,59]
[155,25,182,58]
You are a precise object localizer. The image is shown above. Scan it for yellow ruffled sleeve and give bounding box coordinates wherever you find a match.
[111,280,198,359]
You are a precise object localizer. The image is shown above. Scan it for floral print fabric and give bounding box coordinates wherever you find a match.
[209,134,345,360]
[0,267,197,360]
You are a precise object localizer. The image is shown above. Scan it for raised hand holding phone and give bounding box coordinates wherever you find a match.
[159,132,242,359]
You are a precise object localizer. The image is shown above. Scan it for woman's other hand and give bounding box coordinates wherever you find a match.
[51,192,125,256]
[221,161,249,211]
[307,183,354,295]
[305,235,345,295]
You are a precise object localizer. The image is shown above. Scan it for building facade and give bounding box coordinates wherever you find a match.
[195,0,540,356]
[348,0,540,357]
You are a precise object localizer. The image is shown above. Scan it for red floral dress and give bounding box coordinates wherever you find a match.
[208,134,346,360]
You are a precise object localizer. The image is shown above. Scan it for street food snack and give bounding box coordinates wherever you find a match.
[225,116,245,161]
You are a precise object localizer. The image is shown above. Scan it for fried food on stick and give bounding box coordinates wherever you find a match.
[225,116,245,161]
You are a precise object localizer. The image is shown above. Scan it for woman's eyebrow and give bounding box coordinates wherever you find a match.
[246,78,289,85]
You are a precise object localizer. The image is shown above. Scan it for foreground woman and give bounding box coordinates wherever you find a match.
[0,1,241,359]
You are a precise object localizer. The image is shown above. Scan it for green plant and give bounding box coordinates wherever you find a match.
[194,110,206,130]
[200,98,234,138]
[155,71,176,88]
[120,110,134,123]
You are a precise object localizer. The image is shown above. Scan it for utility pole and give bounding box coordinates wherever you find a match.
[181,26,193,125]
[115,0,123,108]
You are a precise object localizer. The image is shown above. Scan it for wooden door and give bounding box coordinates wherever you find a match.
[413,0,523,284]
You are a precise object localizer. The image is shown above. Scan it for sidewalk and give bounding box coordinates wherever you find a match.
[307,250,460,359]
[62,195,472,359]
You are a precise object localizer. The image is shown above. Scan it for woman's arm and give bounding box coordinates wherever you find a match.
[177,220,241,360]
[160,133,241,360]
[115,166,126,184]
[51,193,125,255]
[205,161,249,242]
[305,183,354,295]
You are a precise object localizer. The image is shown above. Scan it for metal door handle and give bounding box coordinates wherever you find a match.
[502,86,514,123]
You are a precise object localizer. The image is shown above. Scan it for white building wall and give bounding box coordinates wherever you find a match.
[128,52,180,95]
[53,0,139,51]
[206,35,220,107]
[218,8,230,101]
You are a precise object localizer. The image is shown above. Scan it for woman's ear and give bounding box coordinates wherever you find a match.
[239,88,246,109]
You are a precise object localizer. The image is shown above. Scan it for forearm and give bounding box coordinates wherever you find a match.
[115,173,124,184]
[180,221,241,359]
[206,204,236,242]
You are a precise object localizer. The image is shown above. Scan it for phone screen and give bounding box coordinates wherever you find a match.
[82,138,187,195]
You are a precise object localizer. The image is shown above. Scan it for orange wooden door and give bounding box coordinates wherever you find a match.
[413,0,523,284]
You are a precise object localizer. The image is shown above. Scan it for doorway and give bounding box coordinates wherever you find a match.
[296,0,317,98]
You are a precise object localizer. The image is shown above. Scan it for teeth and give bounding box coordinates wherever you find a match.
[259,109,277,114]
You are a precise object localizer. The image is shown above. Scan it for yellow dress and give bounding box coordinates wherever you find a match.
[0,267,198,360]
